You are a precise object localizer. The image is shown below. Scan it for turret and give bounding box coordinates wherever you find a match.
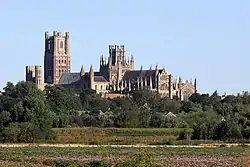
[89,65,94,89]
[100,55,104,66]
[44,32,49,52]
[178,77,182,83]
[130,55,134,70]
[80,64,85,76]
[65,32,70,55]
[107,57,112,82]
[194,78,197,93]
[155,63,158,72]
[155,64,159,92]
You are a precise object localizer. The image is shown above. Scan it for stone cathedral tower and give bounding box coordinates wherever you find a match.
[44,31,70,84]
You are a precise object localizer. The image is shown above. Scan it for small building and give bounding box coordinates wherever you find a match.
[166,112,177,118]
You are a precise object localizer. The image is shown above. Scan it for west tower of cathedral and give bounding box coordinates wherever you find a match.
[44,31,70,84]
[25,31,197,100]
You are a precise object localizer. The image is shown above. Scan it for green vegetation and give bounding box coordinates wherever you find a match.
[53,127,192,144]
[1,81,250,143]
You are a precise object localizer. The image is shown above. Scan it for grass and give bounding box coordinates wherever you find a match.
[51,127,193,144]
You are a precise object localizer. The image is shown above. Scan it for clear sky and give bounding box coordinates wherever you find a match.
[0,0,249,94]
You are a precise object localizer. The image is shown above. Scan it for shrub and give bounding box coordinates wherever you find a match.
[2,123,20,143]
[1,122,45,143]
[19,122,40,143]
[177,129,191,140]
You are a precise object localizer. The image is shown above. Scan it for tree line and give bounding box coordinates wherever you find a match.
[0,81,250,142]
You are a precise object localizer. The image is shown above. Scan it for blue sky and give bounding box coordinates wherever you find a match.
[0,0,249,94]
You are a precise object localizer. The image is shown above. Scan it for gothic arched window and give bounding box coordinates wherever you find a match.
[60,41,63,49]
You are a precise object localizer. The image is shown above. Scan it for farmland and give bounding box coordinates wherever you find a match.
[0,145,248,166]
[7,127,244,166]
[52,127,194,145]
[51,127,246,146]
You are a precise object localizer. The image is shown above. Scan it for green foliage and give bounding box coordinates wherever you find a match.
[1,122,40,143]
[2,81,250,143]
[177,129,190,140]
[53,127,192,145]
[18,122,40,142]
[2,123,20,143]
[0,81,54,143]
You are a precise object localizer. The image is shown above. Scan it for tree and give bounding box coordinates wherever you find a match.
[1,81,250,142]
[114,110,140,128]
[150,112,164,128]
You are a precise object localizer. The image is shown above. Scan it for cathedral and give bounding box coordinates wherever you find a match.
[25,31,197,101]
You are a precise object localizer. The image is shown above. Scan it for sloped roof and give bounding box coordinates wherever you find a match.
[58,73,81,85]
[94,76,108,82]
[58,72,107,85]
[166,112,177,117]
[123,69,164,81]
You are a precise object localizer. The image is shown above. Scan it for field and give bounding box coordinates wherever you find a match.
[1,128,250,166]
[0,146,249,166]
[52,127,195,145]
[51,127,239,146]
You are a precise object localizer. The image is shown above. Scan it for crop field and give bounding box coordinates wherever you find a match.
[0,146,249,166]
[52,127,195,145]
[52,127,237,146]
[1,128,249,166]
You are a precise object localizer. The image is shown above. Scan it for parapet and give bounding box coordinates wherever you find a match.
[25,65,42,77]
[26,65,35,73]
[49,31,69,38]
[25,65,35,81]
[109,45,125,51]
